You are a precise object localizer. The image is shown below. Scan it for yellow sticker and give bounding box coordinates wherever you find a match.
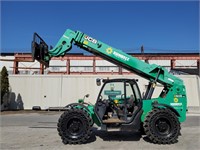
[83,40,88,45]
[174,97,179,103]
[106,47,113,54]
[114,99,118,104]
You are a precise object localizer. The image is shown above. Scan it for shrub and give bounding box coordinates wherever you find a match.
[1,66,9,104]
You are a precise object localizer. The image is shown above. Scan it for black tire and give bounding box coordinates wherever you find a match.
[57,108,93,144]
[143,108,180,144]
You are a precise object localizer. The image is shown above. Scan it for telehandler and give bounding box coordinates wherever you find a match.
[32,29,187,144]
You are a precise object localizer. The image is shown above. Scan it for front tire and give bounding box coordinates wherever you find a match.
[143,108,180,144]
[57,108,93,144]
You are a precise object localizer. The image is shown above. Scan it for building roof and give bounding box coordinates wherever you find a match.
[0,52,199,56]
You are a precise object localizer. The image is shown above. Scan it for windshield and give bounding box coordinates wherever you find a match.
[98,80,141,103]
[100,82,124,100]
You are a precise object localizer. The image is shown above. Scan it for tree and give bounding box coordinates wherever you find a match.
[1,66,9,105]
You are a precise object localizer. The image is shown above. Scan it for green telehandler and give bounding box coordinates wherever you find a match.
[32,29,187,144]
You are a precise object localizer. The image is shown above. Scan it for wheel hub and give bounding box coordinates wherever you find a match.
[67,118,83,135]
[157,121,169,132]
[155,118,171,135]
[70,121,80,132]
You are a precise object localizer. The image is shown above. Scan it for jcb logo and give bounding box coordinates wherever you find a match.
[84,35,97,44]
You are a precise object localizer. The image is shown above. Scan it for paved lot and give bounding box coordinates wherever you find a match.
[1,111,200,150]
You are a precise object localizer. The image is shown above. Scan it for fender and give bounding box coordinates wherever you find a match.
[65,103,90,112]
[152,103,180,117]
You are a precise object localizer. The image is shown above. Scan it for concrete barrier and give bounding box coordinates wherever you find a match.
[7,75,200,112]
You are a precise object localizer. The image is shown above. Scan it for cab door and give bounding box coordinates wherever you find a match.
[95,80,138,123]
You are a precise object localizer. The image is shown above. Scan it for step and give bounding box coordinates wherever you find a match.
[102,118,126,124]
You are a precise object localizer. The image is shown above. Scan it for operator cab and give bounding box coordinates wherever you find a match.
[95,78,143,131]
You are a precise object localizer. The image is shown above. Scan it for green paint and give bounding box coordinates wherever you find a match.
[87,105,101,126]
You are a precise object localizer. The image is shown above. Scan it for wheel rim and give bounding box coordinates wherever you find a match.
[66,117,85,139]
[154,116,173,137]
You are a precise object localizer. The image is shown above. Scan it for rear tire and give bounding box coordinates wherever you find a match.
[143,108,180,144]
[57,108,93,144]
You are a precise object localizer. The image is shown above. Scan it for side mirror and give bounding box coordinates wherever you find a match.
[80,94,90,103]
[96,78,101,86]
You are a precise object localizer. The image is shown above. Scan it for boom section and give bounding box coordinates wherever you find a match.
[47,29,183,86]
[75,31,183,86]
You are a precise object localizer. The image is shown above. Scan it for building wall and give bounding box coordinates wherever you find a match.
[1,55,198,75]
[7,75,200,112]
